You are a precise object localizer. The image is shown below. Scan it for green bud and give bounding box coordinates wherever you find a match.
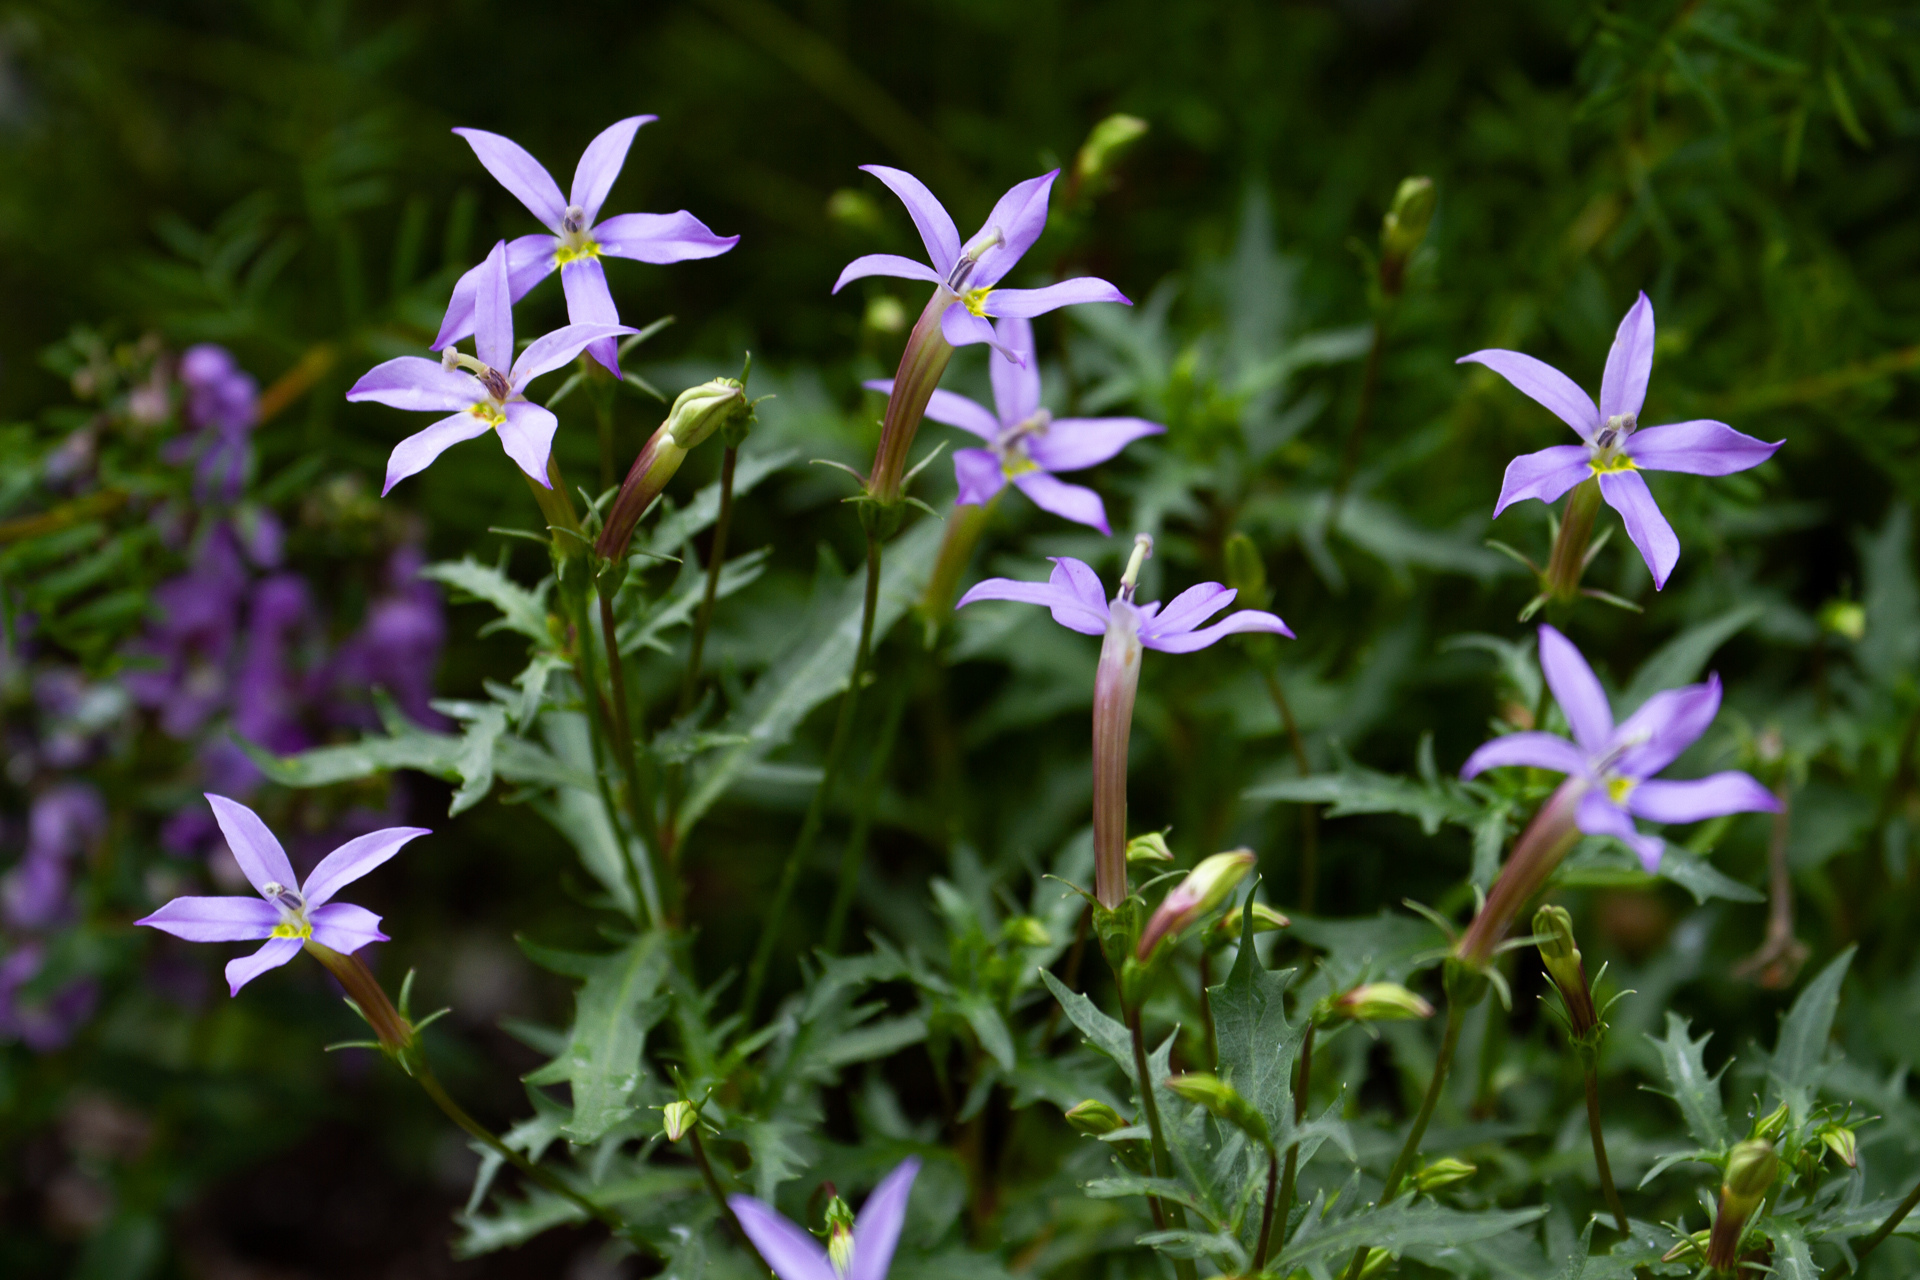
[826,187,886,235]
[1137,849,1258,959]
[661,1100,697,1142]
[666,377,752,450]
[1818,1123,1859,1169]
[1725,1139,1779,1203]
[1125,831,1175,864]
[1001,916,1053,948]
[1064,1099,1128,1136]
[1750,1100,1790,1142]
[1819,599,1866,642]
[1210,900,1291,941]
[1380,176,1435,261]
[1222,533,1271,609]
[823,1193,856,1275]
[863,294,907,335]
[1413,1156,1477,1192]
[1165,1072,1270,1147]
[1332,982,1435,1023]
[1074,113,1149,187]
[1532,904,1597,1036]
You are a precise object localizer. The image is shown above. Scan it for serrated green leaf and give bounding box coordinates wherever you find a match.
[1245,763,1478,835]
[1040,968,1136,1081]
[518,931,671,1143]
[1619,602,1763,715]
[242,700,508,815]
[1769,945,1855,1105]
[1646,1012,1729,1151]
[1271,1199,1547,1274]
[643,446,799,559]
[1210,897,1303,1134]
[422,556,551,642]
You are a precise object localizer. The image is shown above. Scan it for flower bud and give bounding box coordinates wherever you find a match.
[665,377,751,451]
[1817,1123,1859,1169]
[1209,900,1291,941]
[1819,598,1866,642]
[1533,904,1597,1037]
[1379,176,1436,262]
[1222,533,1271,609]
[823,1192,856,1275]
[1707,1140,1778,1271]
[1165,1072,1269,1147]
[1136,850,1257,959]
[1074,113,1149,189]
[661,1100,697,1142]
[595,378,755,562]
[1750,1100,1790,1142]
[1331,982,1435,1023]
[1001,916,1052,947]
[1064,1099,1128,1136]
[1125,831,1174,865]
[1414,1157,1477,1193]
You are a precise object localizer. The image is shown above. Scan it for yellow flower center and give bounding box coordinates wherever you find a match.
[1590,452,1638,476]
[962,285,994,317]
[554,237,601,266]
[469,401,507,427]
[271,918,313,940]
[1002,452,1038,478]
[1606,775,1636,805]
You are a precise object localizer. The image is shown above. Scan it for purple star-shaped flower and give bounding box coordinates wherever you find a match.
[434,117,737,375]
[135,794,427,995]
[349,239,634,494]
[730,1158,918,1280]
[1461,624,1777,870]
[1459,292,1782,588]
[865,315,1161,534]
[832,165,1129,358]
[958,555,1293,651]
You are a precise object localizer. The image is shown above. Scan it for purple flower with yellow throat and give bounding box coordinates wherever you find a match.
[348,240,634,494]
[1459,293,1782,589]
[435,117,737,374]
[730,1158,919,1280]
[959,537,1291,907]
[135,794,426,995]
[866,315,1161,534]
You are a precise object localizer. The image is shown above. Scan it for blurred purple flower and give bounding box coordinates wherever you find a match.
[435,117,737,375]
[833,166,1128,359]
[136,795,427,995]
[2,784,105,930]
[731,1158,919,1280]
[1459,293,1782,588]
[165,344,259,501]
[0,943,98,1052]
[1461,624,1778,870]
[349,240,634,493]
[865,315,1161,534]
[124,525,248,738]
[330,547,447,729]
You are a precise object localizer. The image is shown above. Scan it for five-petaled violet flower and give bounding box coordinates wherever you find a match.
[348,239,635,494]
[1459,292,1781,589]
[435,117,737,374]
[1464,624,1776,870]
[833,165,1128,356]
[135,794,427,995]
[730,1157,918,1280]
[959,537,1291,907]
[866,315,1162,534]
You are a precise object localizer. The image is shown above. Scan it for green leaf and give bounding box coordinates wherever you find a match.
[1618,602,1763,714]
[1768,945,1856,1104]
[1284,910,1447,987]
[519,931,672,1143]
[1856,505,1919,688]
[1270,1199,1547,1275]
[1645,1012,1729,1152]
[644,446,799,559]
[422,556,551,642]
[1040,969,1136,1081]
[242,699,510,816]
[1769,1219,1817,1280]
[1244,761,1478,835]
[1209,897,1303,1134]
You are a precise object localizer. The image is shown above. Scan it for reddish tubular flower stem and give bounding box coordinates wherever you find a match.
[867,289,957,505]
[1092,610,1143,909]
[921,491,998,624]
[1545,477,1603,601]
[1455,779,1584,968]
[596,421,679,561]
[303,941,414,1053]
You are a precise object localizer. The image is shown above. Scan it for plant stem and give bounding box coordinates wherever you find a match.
[1261,668,1320,912]
[1585,1065,1630,1233]
[741,529,884,1018]
[919,492,995,629]
[574,589,660,926]
[1544,478,1603,602]
[687,1125,766,1268]
[1341,993,1469,1280]
[1199,950,1218,1070]
[824,678,906,952]
[1331,317,1388,518]
[1277,1019,1315,1248]
[1823,1175,1920,1279]
[1127,1002,1198,1280]
[680,444,738,718]
[1254,1143,1281,1270]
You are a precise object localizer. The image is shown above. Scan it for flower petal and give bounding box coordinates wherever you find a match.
[432,235,556,352]
[1147,582,1237,637]
[1599,469,1680,589]
[135,895,279,943]
[728,1196,836,1280]
[472,240,515,373]
[205,794,298,896]
[985,277,1131,318]
[970,170,1058,288]
[224,936,304,996]
[302,827,430,908]
[831,253,941,294]
[1576,791,1664,871]
[593,210,739,264]
[1457,350,1600,440]
[1629,772,1779,824]
[496,401,560,485]
[384,412,494,496]
[1459,732,1587,779]
[953,448,1007,506]
[308,902,388,954]
[990,315,1041,422]
[346,358,482,414]
[1027,417,1164,473]
[560,258,623,375]
[848,1158,921,1280]
[1493,445,1592,517]
[1050,557,1112,618]
[957,569,1108,636]
[1143,608,1293,653]
[865,380,998,438]
[858,164,959,274]
[571,115,655,223]
[1537,625,1614,755]
[1624,420,1783,476]
[511,323,638,388]
[1613,676,1721,780]
[1012,471,1109,533]
[453,127,567,231]
[1599,292,1655,422]
[940,305,999,350]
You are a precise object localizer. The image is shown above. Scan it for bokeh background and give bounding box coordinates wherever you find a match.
[4,1,1919,1276]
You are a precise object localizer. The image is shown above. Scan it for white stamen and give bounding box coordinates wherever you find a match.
[1119,533,1153,601]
